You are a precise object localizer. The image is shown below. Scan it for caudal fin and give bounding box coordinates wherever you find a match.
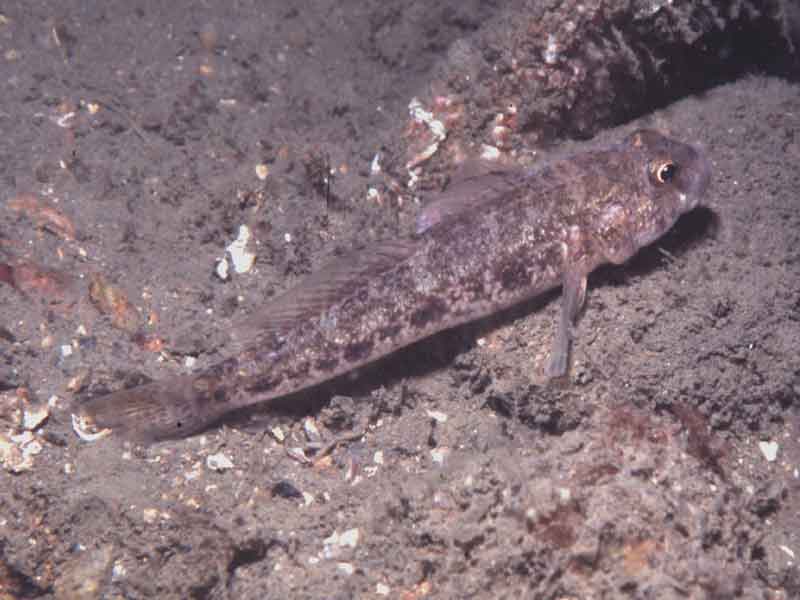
[75,374,232,442]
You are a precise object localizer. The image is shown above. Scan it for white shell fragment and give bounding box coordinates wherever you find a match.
[430,447,450,465]
[142,508,160,524]
[376,583,391,596]
[408,97,446,139]
[337,562,355,576]
[286,446,311,464]
[303,417,322,444]
[322,528,361,559]
[223,224,256,275]
[254,163,269,180]
[758,441,779,462]
[323,528,359,548]
[480,144,501,161]
[406,97,447,171]
[0,433,23,472]
[0,431,43,473]
[206,452,234,471]
[426,409,448,423]
[215,256,230,280]
[23,404,50,431]
[338,528,360,548]
[71,413,112,442]
[543,33,559,64]
[370,152,382,175]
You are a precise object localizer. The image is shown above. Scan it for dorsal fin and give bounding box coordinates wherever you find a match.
[235,238,419,339]
[416,164,527,234]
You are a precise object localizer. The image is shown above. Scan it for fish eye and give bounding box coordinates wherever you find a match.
[653,161,678,184]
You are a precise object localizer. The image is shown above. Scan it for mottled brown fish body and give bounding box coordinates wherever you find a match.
[78,130,710,441]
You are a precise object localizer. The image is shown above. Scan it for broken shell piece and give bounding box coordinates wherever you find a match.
[0,390,23,428]
[406,97,448,170]
[66,371,89,392]
[337,562,355,576]
[430,447,450,466]
[338,528,360,548]
[758,441,779,462]
[370,153,382,175]
[426,409,448,423]
[322,527,361,559]
[215,256,230,280]
[206,452,234,471]
[286,446,311,464]
[23,403,49,431]
[0,431,43,473]
[142,508,160,524]
[376,583,391,596]
[480,144,502,161]
[303,417,323,445]
[71,413,112,442]
[254,163,269,180]
[223,225,256,275]
[2,390,50,432]
[0,432,25,472]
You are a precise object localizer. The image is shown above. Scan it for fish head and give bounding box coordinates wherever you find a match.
[623,128,712,248]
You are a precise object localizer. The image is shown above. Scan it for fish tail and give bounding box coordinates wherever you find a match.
[75,374,234,442]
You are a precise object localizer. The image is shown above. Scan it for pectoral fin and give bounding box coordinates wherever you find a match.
[546,271,587,378]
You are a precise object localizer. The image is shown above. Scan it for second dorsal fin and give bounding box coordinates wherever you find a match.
[236,238,419,338]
